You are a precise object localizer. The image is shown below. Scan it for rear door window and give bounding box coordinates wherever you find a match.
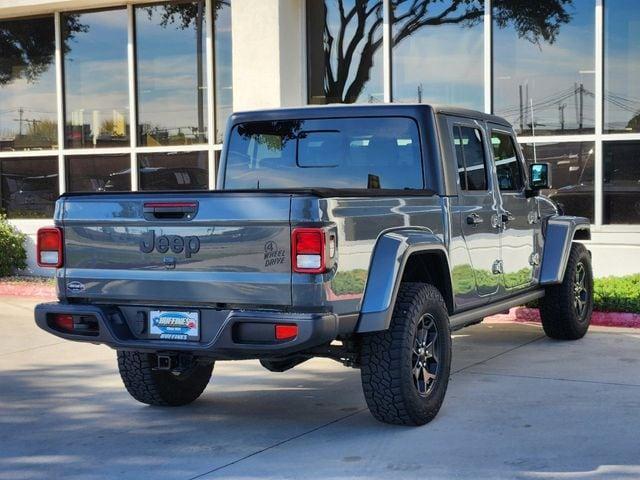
[224,117,423,190]
[454,126,488,191]
[491,131,524,191]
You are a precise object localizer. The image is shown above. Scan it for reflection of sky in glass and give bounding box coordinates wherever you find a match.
[0,17,57,150]
[392,1,483,110]
[604,0,640,133]
[493,0,595,135]
[215,1,232,143]
[63,8,129,148]
[136,3,208,146]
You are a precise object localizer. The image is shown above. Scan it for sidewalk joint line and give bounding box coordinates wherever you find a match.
[453,335,546,374]
[463,370,640,388]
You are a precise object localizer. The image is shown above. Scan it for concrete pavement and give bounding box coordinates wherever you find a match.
[1,296,639,480]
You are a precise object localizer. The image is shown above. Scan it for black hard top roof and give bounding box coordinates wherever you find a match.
[228,103,512,128]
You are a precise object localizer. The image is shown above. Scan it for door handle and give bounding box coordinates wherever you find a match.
[466,213,484,225]
[501,211,515,223]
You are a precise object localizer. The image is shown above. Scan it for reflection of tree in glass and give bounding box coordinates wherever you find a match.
[318,0,574,103]
[237,121,304,151]
[0,16,86,86]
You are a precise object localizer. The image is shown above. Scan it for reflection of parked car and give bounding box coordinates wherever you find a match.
[36,105,593,426]
[139,166,208,190]
[2,173,58,217]
[523,143,594,220]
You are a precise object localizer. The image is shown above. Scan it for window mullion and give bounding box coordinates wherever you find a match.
[484,0,492,114]
[594,0,604,226]
[127,4,138,192]
[383,0,392,103]
[54,12,66,195]
[206,0,216,189]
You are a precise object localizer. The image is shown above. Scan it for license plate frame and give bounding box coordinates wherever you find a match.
[149,310,200,341]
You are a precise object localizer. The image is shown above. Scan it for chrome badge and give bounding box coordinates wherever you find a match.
[67,281,86,293]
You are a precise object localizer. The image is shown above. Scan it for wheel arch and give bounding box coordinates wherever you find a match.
[355,229,453,333]
[540,216,591,285]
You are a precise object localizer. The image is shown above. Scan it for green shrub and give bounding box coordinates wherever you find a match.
[0,214,27,277]
[525,274,640,313]
[594,274,640,313]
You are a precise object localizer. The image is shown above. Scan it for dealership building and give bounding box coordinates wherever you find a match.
[0,0,638,276]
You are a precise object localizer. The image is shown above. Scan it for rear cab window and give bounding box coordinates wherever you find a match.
[223,117,424,190]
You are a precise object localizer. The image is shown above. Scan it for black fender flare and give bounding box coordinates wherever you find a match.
[355,228,450,333]
[539,216,591,285]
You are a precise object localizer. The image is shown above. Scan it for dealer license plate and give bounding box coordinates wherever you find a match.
[149,310,200,341]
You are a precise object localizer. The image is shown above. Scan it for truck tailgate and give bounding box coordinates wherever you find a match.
[59,193,292,306]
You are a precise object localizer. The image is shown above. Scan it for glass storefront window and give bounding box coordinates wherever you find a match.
[306,0,384,104]
[63,8,129,149]
[0,16,57,151]
[0,157,58,218]
[138,151,208,190]
[214,0,232,144]
[521,142,594,222]
[493,1,595,136]
[136,1,208,146]
[66,154,131,192]
[603,141,640,224]
[391,1,483,109]
[604,0,640,133]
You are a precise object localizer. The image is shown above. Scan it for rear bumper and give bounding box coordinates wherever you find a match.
[34,302,339,359]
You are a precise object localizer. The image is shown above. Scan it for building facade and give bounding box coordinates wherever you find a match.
[0,0,638,276]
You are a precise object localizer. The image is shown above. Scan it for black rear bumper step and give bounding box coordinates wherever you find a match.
[34,302,338,360]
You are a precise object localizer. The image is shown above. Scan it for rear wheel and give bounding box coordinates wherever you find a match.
[360,283,452,426]
[117,351,213,406]
[540,243,593,340]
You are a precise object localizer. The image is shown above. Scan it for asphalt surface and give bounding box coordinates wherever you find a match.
[1,296,639,480]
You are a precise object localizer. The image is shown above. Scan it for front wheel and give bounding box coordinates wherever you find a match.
[360,283,452,426]
[117,351,214,406]
[540,242,593,340]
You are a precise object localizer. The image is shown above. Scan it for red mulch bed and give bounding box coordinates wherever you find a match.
[2,281,639,328]
[0,281,56,299]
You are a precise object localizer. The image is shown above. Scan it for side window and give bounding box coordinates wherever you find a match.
[453,125,487,191]
[491,131,524,191]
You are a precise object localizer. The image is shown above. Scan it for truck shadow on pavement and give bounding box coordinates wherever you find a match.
[2,324,640,479]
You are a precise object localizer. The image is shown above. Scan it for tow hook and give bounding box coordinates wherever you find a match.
[155,353,194,372]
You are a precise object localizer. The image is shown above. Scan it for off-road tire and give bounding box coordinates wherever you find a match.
[360,283,452,426]
[540,242,593,340]
[117,351,213,406]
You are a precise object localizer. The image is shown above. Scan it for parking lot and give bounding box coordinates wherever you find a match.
[1,296,640,480]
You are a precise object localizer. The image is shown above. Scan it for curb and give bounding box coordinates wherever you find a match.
[485,307,640,329]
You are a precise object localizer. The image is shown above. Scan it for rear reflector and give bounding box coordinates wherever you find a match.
[291,228,326,273]
[275,324,298,341]
[52,314,74,332]
[37,227,63,268]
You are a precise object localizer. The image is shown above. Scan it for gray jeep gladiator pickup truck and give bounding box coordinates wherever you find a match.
[35,104,593,426]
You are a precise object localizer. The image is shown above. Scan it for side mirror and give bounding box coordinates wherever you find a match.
[528,163,550,190]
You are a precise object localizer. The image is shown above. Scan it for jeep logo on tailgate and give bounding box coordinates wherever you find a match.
[140,231,200,258]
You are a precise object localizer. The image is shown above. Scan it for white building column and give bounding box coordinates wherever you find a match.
[232,0,304,111]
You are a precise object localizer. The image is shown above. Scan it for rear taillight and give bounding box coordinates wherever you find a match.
[291,227,326,273]
[37,227,63,268]
[52,314,74,332]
